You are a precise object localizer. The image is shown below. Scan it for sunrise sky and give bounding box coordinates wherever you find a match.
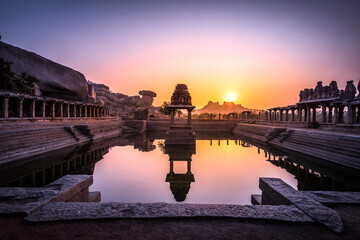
[1,0,360,109]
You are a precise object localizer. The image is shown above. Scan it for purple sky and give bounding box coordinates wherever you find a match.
[1,0,360,108]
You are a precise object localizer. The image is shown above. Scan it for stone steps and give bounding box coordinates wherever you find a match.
[270,139,360,169]
[284,132,360,158]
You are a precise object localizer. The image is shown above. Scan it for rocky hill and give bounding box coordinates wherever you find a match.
[196,101,260,114]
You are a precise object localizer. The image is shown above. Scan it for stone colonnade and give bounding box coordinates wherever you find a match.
[0,91,110,119]
[266,100,360,125]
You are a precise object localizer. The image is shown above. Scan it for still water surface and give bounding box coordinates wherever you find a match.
[90,139,298,204]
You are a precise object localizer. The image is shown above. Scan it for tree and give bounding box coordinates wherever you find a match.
[158,101,171,115]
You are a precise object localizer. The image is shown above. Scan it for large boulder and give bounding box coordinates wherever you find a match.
[139,90,156,106]
[0,41,88,102]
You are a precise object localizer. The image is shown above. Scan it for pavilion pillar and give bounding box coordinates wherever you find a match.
[298,107,302,122]
[2,97,9,118]
[328,106,333,123]
[169,160,174,174]
[170,109,174,124]
[187,159,191,174]
[280,110,283,121]
[74,105,77,118]
[187,109,192,126]
[285,110,289,121]
[265,111,268,121]
[96,107,99,117]
[321,104,326,123]
[30,99,36,118]
[84,105,87,117]
[18,98,24,118]
[312,107,316,122]
[291,109,295,122]
[219,113,221,120]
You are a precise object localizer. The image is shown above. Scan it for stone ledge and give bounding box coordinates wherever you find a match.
[304,191,360,205]
[259,178,343,233]
[0,175,92,215]
[25,202,313,223]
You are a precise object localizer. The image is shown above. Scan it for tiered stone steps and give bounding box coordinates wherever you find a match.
[0,119,123,164]
[269,130,360,169]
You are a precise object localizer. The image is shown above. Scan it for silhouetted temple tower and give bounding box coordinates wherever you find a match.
[165,84,196,145]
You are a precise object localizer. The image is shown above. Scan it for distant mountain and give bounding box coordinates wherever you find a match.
[196,101,260,114]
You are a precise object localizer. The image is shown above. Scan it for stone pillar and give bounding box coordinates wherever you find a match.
[66,104,70,118]
[2,97,9,118]
[219,113,221,120]
[30,100,36,118]
[312,107,316,122]
[339,106,344,123]
[298,107,302,122]
[96,107,99,117]
[18,98,24,118]
[280,110,283,121]
[187,109,192,126]
[291,109,295,122]
[265,111,268,121]
[274,110,277,121]
[347,105,354,124]
[84,105,87,117]
[306,106,311,123]
[328,106,333,123]
[285,110,289,121]
[79,105,82,118]
[304,106,308,122]
[170,109,174,124]
[41,101,46,118]
[333,106,338,124]
[60,103,63,118]
[321,104,326,123]
[51,102,55,118]
[73,105,77,118]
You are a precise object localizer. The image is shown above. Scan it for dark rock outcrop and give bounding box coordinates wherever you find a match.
[0,41,88,102]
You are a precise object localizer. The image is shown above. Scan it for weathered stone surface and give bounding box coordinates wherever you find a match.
[0,187,58,215]
[0,175,92,215]
[0,41,88,102]
[47,175,93,202]
[251,194,262,205]
[304,191,360,205]
[260,178,343,233]
[25,202,313,223]
[88,191,101,202]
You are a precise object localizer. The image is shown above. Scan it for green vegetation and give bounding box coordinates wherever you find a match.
[0,58,40,94]
[158,101,182,116]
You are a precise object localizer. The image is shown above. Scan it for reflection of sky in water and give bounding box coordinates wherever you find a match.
[90,140,297,204]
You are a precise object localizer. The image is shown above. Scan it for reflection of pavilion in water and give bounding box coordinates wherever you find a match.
[165,144,195,202]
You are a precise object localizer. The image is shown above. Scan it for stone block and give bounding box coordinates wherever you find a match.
[251,194,262,205]
[89,191,101,202]
[259,178,343,233]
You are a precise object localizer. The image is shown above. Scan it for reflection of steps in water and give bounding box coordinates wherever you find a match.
[234,136,360,192]
[266,154,360,192]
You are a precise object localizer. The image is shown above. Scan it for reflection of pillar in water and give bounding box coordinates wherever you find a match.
[218,139,220,146]
[227,138,229,145]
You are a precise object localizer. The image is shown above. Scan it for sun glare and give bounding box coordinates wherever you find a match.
[225,93,236,102]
